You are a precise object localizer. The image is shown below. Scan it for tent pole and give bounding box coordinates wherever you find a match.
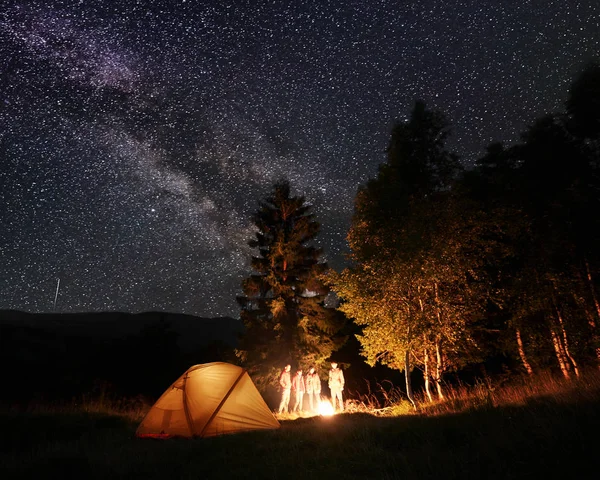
[182,372,195,436]
[198,368,247,437]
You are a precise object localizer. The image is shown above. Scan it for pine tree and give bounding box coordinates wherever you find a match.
[236,181,343,389]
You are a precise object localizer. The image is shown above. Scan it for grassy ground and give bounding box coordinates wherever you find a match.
[2,373,599,480]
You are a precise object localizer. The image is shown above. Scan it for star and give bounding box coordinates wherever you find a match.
[1,0,598,318]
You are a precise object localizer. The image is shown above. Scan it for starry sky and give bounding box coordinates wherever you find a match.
[1,0,599,319]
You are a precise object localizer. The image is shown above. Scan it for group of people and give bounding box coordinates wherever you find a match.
[277,362,345,414]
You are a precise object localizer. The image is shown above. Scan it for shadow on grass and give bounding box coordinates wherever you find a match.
[0,410,136,454]
[1,394,599,479]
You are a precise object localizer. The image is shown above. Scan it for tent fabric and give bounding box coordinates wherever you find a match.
[136,362,280,438]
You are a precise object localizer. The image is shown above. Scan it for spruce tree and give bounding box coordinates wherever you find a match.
[236,181,343,388]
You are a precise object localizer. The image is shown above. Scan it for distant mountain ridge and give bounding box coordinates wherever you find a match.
[0,310,243,352]
[0,310,245,403]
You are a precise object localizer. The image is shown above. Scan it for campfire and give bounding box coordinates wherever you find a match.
[318,399,335,416]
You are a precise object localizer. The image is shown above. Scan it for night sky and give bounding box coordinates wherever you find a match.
[1,1,599,319]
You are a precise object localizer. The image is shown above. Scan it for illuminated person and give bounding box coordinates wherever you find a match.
[278,364,292,414]
[305,367,321,413]
[291,369,305,413]
[328,362,345,411]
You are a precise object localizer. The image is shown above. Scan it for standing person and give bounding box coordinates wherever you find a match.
[328,362,345,412]
[305,367,321,413]
[278,364,292,414]
[291,369,305,413]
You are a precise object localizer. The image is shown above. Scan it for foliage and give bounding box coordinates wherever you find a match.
[567,61,600,139]
[236,181,344,388]
[333,101,493,400]
[334,64,600,393]
[456,62,600,375]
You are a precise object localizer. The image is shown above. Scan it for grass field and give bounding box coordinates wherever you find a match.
[2,372,599,480]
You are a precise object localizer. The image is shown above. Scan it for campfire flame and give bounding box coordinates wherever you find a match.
[318,399,335,416]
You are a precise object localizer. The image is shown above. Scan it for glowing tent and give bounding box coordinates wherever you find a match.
[136,362,280,438]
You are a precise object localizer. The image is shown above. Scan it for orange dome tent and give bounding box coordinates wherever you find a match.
[136,362,280,438]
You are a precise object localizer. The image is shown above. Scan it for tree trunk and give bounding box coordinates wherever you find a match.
[515,328,534,375]
[585,259,600,319]
[423,347,433,402]
[434,340,445,400]
[405,349,417,410]
[550,326,571,379]
[583,260,600,368]
[432,283,445,400]
[584,308,600,367]
[549,280,578,378]
[555,304,580,377]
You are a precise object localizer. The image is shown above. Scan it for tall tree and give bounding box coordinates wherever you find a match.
[463,62,600,376]
[508,111,600,375]
[333,101,483,404]
[567,61,600,140]
[236,181,343,389]
[349,100,460,261]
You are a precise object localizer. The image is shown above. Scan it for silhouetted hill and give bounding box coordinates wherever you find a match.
[0,310,243,352]
[0,310,244,404]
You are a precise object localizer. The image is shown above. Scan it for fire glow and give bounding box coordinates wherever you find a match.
[318,399,335,416]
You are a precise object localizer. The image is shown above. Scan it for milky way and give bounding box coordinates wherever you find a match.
[1,0,599,318]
